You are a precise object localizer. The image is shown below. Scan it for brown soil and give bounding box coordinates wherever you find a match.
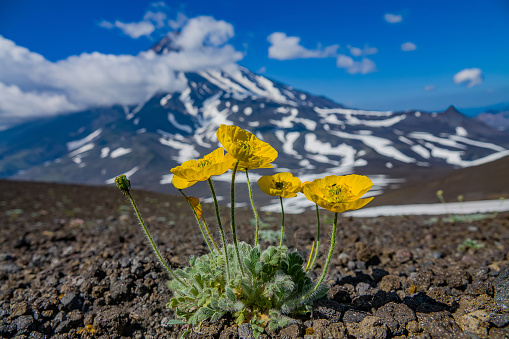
[1,179,508,338]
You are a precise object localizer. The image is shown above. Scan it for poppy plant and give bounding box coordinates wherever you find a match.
[258,172,302,247]
[114,125,377,337]
[301,174,373,293]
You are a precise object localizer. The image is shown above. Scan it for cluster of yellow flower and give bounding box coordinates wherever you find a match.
[171,124,373,214]
[115,124,376,329]
[170,124,374,288]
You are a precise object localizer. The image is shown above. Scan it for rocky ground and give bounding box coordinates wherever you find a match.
[1,179,508,338]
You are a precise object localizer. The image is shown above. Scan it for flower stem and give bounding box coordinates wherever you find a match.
[245,170,260,247]
[125,191,187,286]
[313,212,338,291]
[305,241,316,271]
[279,196,285,248]
[207,178,230,282]
[179,190,215,253]
[230,160,245,275]
[306,203,321,272]
[201,219,220,251]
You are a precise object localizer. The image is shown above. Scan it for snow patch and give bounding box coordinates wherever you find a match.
[66,129,102,151]
[160,94,172,106]
[411,145,431,159]
[456,126,467,136]
[244,107,253,116]
[179,87,198,115]
[329,130,416,163]
[105,167,139,184]
[315,107,393,117]
[159,137,200,163]
[449,135,505,152]
[68,143,94,157]
[160,174,173,185]
[346,199,509,217]
[110,147,132,158]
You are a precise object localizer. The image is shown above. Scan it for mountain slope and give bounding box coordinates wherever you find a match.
[0,42,508,209]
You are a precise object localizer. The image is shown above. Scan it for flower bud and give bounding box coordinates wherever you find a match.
[115,175,131,195]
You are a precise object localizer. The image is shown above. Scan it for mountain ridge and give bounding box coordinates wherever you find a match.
[0,39,508,211]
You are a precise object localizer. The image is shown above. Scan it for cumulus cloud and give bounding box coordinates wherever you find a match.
[267,32,338,60]
[104,20,156,39]
[172,16,234,50]
[453,68,483,87]
[384,13,402,23]
[99,2,171,39]
[0,16,243,121]
[336,55,377,74]
[169,12,188,30]
[0,83,80,119]
[401,42,417,51]
[347,45,378,57]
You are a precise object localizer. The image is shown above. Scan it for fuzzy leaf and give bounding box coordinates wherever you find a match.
[210,311,225,323]
[166,319,188,325]
[226,288,236,302]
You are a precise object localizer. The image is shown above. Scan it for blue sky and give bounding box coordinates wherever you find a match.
[0,0,508,123]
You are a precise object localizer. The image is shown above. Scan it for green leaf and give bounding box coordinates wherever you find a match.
[226,288,236,302]
[166,319,188,325]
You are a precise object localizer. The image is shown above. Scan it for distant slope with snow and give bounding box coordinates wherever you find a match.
[0,36,508,209]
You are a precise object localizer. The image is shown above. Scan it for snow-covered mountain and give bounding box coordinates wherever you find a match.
[1,37,508,211]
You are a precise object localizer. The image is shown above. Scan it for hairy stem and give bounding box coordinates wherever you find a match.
[125,191,187,286]
[208,178,230,282]
[313,212,338,291]
[230,160,245,275]
[305,241,316,271]
[279,196,285,248]
[306,203,321,272]
[245,170,260,247]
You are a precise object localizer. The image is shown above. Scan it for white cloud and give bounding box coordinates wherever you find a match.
[99,3,171,39]
[169,12,188,30]
[336,55,377,74]
[347,45,378,57]
[143,11,167,28]
[267,32,338,60]
[0,16,243,121]
[385,13,402,23]
[0,83,80,118]
[112,20,156,39]
[424,85,436,92]
[172,16,234,50]
[401,42,417,51]
[453,68,483,87]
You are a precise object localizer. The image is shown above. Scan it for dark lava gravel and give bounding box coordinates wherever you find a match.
[0,179,508,338]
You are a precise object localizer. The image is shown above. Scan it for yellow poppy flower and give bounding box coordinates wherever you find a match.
[302,174,374,213]
[188,196,203,219]
[299,181,310,193]
[216,125,278,171]
[257,172,302,198]
[172,175,195,189]
[171,148,236,189]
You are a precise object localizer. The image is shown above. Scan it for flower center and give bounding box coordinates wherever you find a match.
[325,183,354,203]
[274,181,285,190]
[238,140,252,152]
[198,160,211,168]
